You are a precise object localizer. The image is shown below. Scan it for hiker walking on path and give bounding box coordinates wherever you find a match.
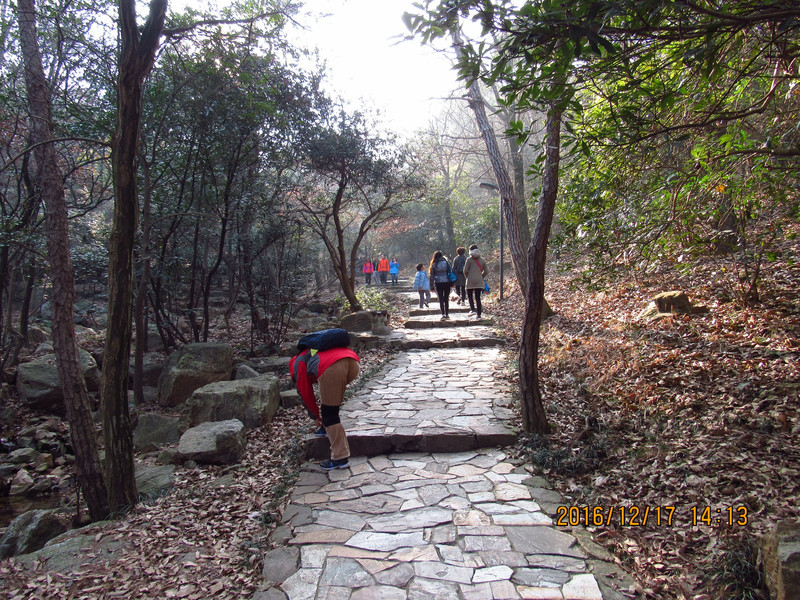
[377,255,390,284]
[452,246,467,305]
[464,244,488,319]
[289,345,360,470]
[362,259,374,285]
[430,250,453,320]
[412,263,431,308]
[389,257,400,285]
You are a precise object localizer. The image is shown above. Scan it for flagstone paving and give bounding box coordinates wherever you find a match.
[306,347,517,459]
[259,291,638,599]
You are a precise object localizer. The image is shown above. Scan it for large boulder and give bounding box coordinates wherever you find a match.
[177,419,246,465]
[180,374,280,430]
[26,327,51,346]
[763,520,800,600]
[133,413,181,452]
[157,343,233,407]
[129,353,163,388]
[339,310,373,332]
[0,509,68,559]
[16,350,101,413]
[637,291,709,321]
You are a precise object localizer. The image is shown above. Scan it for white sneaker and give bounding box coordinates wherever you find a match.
[467,311,476,316]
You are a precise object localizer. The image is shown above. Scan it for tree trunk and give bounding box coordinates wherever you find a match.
[507,133,531,251]
[102,0,167,515]
[519,106,562,434]
[17,0,110,520]
[133,157,152,406]
[19,263,36,339]
[465,81,529,293]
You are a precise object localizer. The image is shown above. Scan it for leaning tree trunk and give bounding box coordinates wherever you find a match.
[17,0,110,519]
[519,106,562,434]
[465,82,529,292]
[102,0,167,515]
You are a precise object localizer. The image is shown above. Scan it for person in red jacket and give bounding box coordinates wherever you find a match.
[289,346,360,470]
[377,255,390,284]
[362,259,374,285]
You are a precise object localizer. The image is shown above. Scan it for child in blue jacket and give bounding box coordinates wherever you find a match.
[412,263,431,308]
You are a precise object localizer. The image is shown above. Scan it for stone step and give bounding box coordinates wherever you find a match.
[305,427,518,460]
[408,307,470,316]
[404,318,493,329]
[394,336,505,350]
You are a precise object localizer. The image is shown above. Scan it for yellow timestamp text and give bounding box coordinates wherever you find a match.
[555,505,748,528]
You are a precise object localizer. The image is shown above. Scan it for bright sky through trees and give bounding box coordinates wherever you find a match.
[289,0,459,137]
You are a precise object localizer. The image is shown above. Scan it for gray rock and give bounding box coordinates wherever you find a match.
[133,413,181,452]
[370,310,391,335]
[0,509,68,558]
[7,447,40,465]
[763,519,800,600]
[293,315,330,333]
[177,419,246,465]
[339,311,373,332]
[135,464,176,500]
[129,353,164,388]
[280,389,302,409]
[147,330,164,351]
[250,356,292,374]
[234,363,260,380]
[26,326,51,345]
[251,589,288,600]
[34,342,54,355]
[15,527,128,572]
[180,374,280,430]
[157,343,234,407]
[17,350,101,412]
[261,546,300,584]
[9,469,34,495]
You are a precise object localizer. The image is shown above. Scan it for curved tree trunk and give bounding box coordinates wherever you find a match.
[519,106,562,434]
[17,0,110,520]
[465,82,529,293]
[102,0,167,515]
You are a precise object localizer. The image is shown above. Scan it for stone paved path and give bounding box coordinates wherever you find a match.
[259,292,635,600]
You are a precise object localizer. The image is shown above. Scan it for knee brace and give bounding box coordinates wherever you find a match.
[321,404,341,427]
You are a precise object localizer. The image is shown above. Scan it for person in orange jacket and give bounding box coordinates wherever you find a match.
[289,346,360,470]
[377,255,390,284]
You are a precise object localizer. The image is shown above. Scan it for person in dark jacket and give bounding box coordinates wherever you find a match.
[452,247,467,305]
[289,346,360,470]
[429,250,453,320]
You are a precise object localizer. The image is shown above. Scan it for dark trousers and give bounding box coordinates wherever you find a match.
[455,284,466,301]
[435,282,451,316]
[467,288,482,317]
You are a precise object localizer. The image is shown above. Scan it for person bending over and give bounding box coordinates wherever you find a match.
[290,346,360,470]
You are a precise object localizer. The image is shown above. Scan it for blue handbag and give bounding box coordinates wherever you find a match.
[483,282,490,294]
[447,264,457,283]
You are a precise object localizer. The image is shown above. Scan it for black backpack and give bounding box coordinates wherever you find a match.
[296,328,351,354]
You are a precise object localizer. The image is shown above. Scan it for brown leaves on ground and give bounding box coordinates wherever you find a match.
[1,344,392,600]
[1,407,308,600]
[492,232,799,598]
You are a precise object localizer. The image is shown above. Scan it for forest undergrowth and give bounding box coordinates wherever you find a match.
[494,229,800,599]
